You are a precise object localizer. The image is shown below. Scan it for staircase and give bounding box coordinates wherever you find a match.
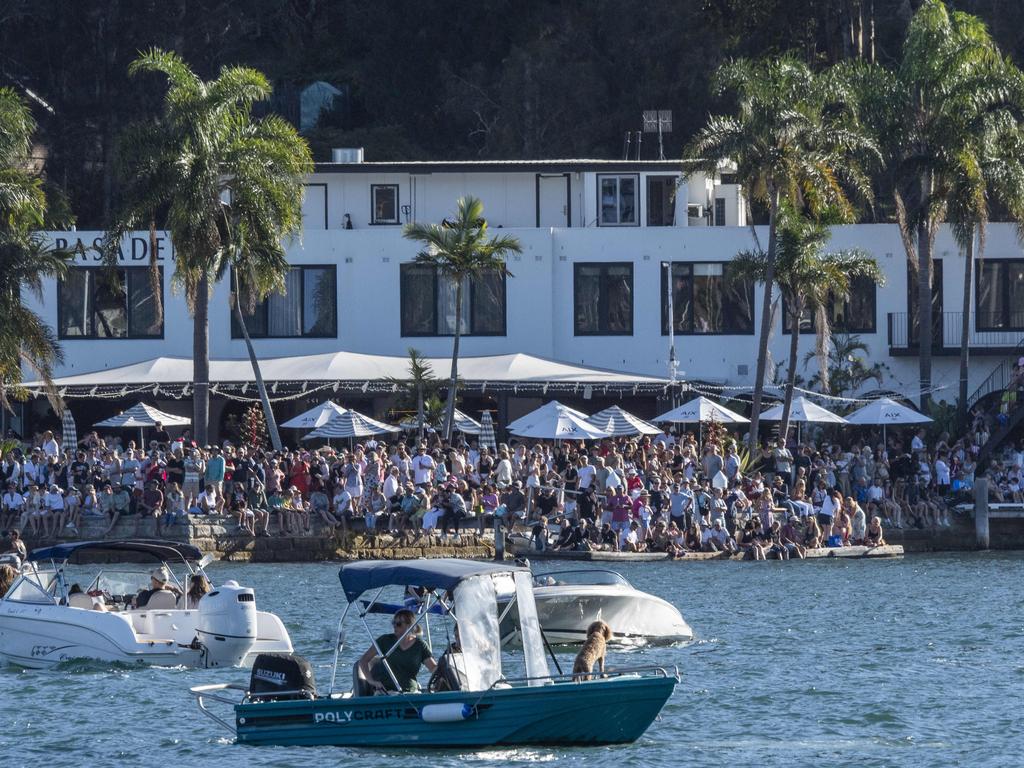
[968,339,1024,472]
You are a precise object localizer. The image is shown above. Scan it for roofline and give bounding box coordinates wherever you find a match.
[312,159,687,174]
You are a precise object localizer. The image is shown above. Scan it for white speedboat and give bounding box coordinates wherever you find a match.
[499,569,693,646]
[0,539,292,669]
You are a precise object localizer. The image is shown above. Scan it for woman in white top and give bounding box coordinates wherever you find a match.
[494,451,513,489]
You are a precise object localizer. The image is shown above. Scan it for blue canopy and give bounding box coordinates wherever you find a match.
[339,558,527,602]
[29,539,204,564]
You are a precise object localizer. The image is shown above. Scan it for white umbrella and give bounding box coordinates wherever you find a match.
[654,396,749,424]
[479,410,497,452]
[399,409,482,435]
[759,395,846,443]
[844,397,932,445]
[303,409,401,441]
[280,400,347,429]
[586,405,661,436]
[506,401,589,432]
[508,400,609,440]
[759,396,847,424]
[95,402,191,448]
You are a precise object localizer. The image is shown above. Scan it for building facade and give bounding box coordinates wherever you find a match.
[20,156,1024,435]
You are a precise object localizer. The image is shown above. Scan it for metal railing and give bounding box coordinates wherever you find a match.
[887,311,1024,352]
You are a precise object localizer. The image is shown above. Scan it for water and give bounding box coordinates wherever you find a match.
[2,553,1022,767]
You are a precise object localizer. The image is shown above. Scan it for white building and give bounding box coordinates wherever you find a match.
[18,155,1024,439]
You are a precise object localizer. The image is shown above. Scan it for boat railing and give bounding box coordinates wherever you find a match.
[492,664,680,688]
[190,683,245,735]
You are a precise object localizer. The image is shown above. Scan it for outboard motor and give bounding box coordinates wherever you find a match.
[249,653,316,701]
[196,580,257,667]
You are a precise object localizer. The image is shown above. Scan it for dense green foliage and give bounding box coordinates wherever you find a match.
[7,1,1024,227]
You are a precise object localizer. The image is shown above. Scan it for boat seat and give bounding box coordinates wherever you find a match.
[143,590,178,609]
[352,662,373,697]
[68,593,94,609]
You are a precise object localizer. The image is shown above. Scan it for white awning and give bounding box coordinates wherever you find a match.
[35,351,672,397]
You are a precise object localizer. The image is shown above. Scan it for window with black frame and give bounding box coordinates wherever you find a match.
[58,267,163,339]
[660,262,753,335]
[231,265,337,338]
[399,263,506,336]
[574,262,634,335]
[597,174,638,226]
[976,259,1024,330]
[780,275,877,334]
[371,184,400,224]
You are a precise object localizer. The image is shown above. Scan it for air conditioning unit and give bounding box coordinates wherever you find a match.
[737,364,749,377]
[331,147,364,163]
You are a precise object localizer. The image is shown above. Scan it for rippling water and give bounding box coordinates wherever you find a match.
[2,553,1022,768]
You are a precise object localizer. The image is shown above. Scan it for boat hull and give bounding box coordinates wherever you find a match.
[501,586,693,646]
[234,674,677,747]
[0,603,291,669]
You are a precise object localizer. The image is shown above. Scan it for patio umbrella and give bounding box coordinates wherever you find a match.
[586,405,661,436]
[508,400,610,441]
[479,410,497,452]
[60,408,78,455]
[303,409,402,441]
[654,396,749,424]
[654,396,749,447]
[400,409,482,435]
[280,400,347,430]
[506,401,589,433]
[844,397,932,445]
[758,395,846,443]
[95,402,191,446]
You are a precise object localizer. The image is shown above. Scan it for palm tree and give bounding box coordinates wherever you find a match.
[0,87,73,423]
[802,333,887,398]
[841,0,1024,412]
[402,196,521,441]
[948,114,1024,426]
[106,49,312,447]
[731,207,883,440]
[386,347,440,443]
[683,55,876,451]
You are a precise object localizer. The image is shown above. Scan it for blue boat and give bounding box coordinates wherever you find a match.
[192,558,678,748]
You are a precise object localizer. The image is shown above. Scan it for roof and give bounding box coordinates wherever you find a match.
[339,558,529,602]
[35,351,669,393]
[313,159,687,175]
[28,539,204,564]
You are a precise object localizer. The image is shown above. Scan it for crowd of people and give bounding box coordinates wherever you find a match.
[2,398,1016,561]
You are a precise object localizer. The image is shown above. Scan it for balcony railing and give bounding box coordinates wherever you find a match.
[887,311,1024,355]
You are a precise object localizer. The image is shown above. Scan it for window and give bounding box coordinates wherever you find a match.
[399,263,506,336]
[232,265,337,338]
[976,259,1024,330]
[661,262,754,335]
[598,174,638,226]
[781,276,877,334]
[58,267,163,339]
[714,197,726,226]
[646,176,676,226]
[371,184,399,224]
[574,262,634,335]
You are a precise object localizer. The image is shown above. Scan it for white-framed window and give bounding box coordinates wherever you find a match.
[597,174,638,226]
[371,184,400,224]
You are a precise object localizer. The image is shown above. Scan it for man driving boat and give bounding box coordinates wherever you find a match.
[134,566,181,608]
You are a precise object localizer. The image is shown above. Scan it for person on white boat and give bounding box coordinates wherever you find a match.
[134,566,182,608]
[185,574,211,609]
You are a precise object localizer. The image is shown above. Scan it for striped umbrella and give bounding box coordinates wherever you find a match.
[398,408,482,435]
[94,402,191,428]
[61,408,78,455]
[302,409,402,440]
[586,405,661,436]
[479,410,497,452]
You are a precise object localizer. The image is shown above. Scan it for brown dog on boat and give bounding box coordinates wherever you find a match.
[572,620,613,681]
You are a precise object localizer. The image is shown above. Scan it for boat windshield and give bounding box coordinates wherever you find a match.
[5,569,58,604]
[532,570,631,588]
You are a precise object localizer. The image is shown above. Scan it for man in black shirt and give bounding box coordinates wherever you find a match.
[152,422,171,447]
[69,451,90,490]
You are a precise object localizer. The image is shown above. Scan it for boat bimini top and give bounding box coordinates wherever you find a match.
[329,558,549,695]
[27,539,204,565]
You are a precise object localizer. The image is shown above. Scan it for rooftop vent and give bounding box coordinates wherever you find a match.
[331,147,364,163]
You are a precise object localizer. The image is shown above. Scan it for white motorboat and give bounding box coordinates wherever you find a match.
[499,568,693,646]
[0,539,292,669]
